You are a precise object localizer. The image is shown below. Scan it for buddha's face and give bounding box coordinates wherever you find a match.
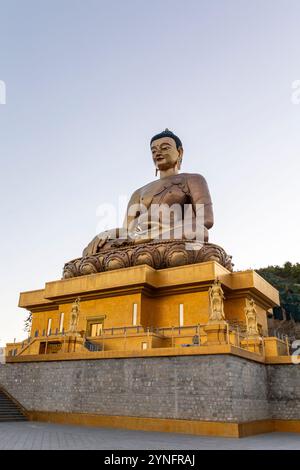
[151,137,183,172]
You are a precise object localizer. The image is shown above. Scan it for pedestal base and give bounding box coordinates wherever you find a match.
[63,240,233,278]
[203,322,228,345]
[63,335,85,353]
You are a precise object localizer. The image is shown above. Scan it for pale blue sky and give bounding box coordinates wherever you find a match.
[0,0,299,345]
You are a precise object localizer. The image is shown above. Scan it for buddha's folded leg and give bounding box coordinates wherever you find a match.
[82,228,120,256]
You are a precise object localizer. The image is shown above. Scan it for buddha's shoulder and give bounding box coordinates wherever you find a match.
[173,173,209,189]
[132,178,164,194]
[179,172,208,182]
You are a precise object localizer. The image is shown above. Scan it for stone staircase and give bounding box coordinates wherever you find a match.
[0,389,27,422]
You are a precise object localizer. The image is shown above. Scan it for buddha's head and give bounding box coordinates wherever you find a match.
[150,129,183,175]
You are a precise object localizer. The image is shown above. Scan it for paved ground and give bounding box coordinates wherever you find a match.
[0,422,299,449]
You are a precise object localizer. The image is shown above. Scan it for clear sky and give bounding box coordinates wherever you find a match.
[0,0,299,345]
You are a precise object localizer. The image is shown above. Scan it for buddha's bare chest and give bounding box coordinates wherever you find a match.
[138,177,190,208]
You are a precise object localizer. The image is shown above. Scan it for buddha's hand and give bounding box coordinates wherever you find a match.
[82,233,109,257]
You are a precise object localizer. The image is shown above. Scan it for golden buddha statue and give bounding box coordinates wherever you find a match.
[63,130,233,278]
[83,129,213,255]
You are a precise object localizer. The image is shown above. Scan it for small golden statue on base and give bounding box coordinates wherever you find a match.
[204,279,227,344]
[208,279,225,322]
[68,297,81,335]
[244,298,259,337]
[240,298,262,354]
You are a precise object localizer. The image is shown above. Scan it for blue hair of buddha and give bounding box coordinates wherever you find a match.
[150,129,182,150]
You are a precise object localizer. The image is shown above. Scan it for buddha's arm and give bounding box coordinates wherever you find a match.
[187,174,214,229]
[122,189,142,235]
[82,190,142,256]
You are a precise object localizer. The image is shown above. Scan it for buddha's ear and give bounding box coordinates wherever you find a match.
[177,146,184,169]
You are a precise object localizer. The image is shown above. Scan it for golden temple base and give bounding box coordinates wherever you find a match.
[8,261,281,358]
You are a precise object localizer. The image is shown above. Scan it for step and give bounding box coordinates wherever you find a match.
[0,410,24,414]
[0,392,27,421]
[0,416,26,420]
[0,402,20,406]
[0,408,23,415]
[0,417,27,422]
[0,413,24,419]
[0,403,20,410]
[0,402,21,406]
[0,408,24,412]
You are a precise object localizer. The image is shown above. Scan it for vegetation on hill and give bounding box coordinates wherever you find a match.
[257,262,300,321]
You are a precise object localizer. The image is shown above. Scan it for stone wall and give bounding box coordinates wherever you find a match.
[0,355,282,423]
[267,364,300,420]
[1,356,300,423]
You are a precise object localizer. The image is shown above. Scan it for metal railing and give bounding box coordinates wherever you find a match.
[10,322,293,357]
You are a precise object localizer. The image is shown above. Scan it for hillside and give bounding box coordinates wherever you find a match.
[257,262,300,321]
